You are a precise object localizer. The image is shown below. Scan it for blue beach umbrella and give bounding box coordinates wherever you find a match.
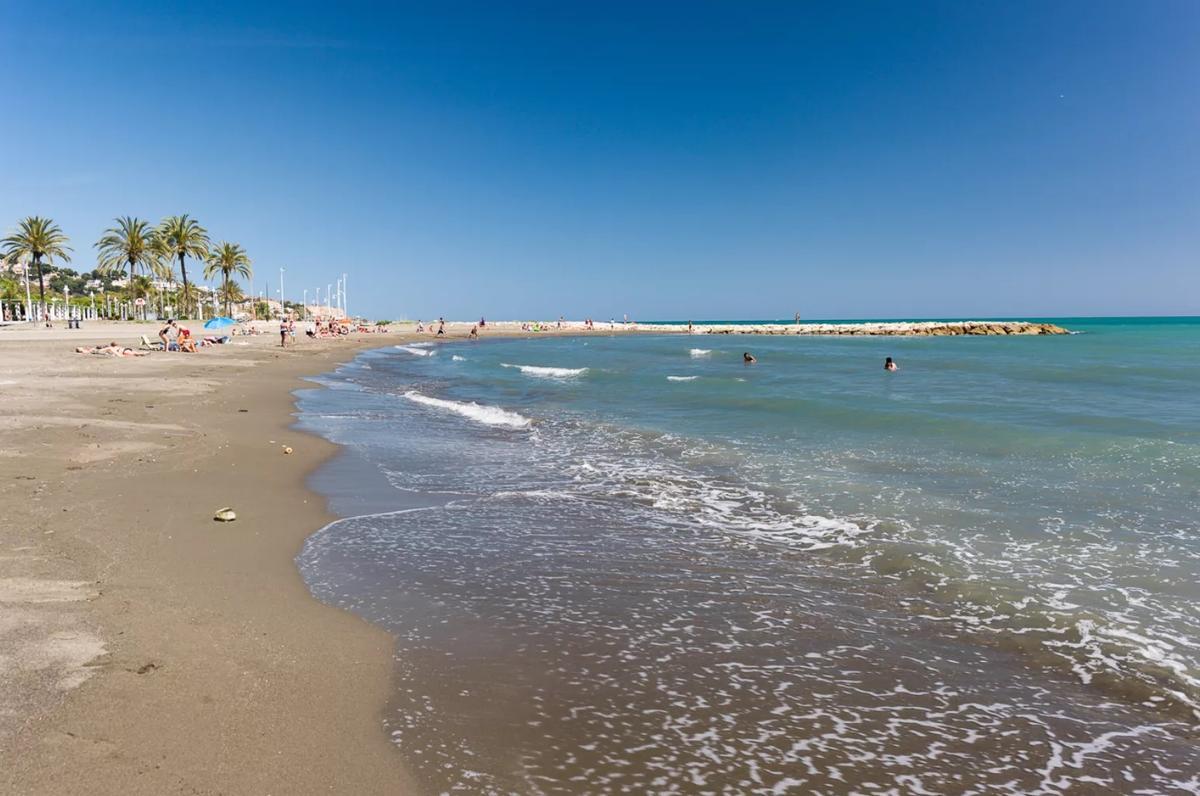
[203,316,236,330]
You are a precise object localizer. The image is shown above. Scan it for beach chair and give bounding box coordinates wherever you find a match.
[140,334,164,351]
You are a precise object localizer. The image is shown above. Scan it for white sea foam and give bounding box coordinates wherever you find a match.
[667,375,699,382]
[403,391,531,428]
[501,363,587,379]
[452,355,467,362]
[689,348,712,358]
[397,345,436,357]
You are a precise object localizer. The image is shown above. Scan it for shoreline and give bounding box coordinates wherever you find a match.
[0,324,416,793]
[292,324,1199,791]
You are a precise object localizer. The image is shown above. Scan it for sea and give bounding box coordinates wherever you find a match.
[295,317,1200,794]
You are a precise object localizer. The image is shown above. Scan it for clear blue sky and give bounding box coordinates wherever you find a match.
[2,1,1196,320]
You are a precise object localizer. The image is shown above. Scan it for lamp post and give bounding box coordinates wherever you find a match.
[302,289,307,320]
[327,283,332,317]
[342,272,347,318]
[279,266,286,317]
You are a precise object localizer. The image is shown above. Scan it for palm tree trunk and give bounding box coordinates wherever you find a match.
[223,274,230,316]
[179,253,189,318]
[33,254,45,318]
[129,259,137,320]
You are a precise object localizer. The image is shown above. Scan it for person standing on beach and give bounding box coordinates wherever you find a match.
[159,319,178,351]
[280,317,288,347]
[437,319,445,336]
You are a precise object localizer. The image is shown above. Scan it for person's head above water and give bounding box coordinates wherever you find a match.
[885,357,898,371]
[743,352,756,363]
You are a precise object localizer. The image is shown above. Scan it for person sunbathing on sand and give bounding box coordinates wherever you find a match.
[76,342,148,357]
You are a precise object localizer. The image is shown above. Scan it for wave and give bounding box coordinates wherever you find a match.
[402,391,531,429]
[397,345,436,357]
[689,348,712,357]
[667,375,698,382]
[501,363,588,379]
[452,355,466,362]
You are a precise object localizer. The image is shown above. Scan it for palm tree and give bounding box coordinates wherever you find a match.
[155,215,210,317]
[218,278,246,314]
[95,216,161,293]
[203,241,252,316]
[128,274,153,300]
[1,217,72,316]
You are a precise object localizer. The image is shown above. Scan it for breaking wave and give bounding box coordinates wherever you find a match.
[402,391,531,428]
[501,363,588,379]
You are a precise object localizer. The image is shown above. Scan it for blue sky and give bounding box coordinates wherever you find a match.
[1,1,1196,320]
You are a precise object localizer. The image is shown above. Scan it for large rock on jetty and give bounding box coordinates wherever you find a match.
[690,321,1068,336]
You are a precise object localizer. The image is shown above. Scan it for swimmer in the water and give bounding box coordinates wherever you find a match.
[743,352,756,364]
[884,357,898,371]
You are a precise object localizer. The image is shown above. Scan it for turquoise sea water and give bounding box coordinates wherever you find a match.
[297,318,1200,793]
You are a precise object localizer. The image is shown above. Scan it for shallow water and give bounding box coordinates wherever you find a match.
[297,318,1200,793]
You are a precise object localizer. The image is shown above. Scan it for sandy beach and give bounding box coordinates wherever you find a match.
[0,321,419,794]
[0,318,645,793]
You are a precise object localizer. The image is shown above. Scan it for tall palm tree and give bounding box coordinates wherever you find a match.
[95,216,161,293]
[1,217,72,315]
[203,241,252,316]
[155,215,209,318]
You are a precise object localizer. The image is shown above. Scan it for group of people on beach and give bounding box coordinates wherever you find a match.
[415,318,447,336]
[157,319,229,352]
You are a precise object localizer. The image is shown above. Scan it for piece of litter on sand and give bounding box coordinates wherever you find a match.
[282,446,293,454]
[213,508,237,522]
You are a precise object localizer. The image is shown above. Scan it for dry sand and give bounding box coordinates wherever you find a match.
[0,321,418,794]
